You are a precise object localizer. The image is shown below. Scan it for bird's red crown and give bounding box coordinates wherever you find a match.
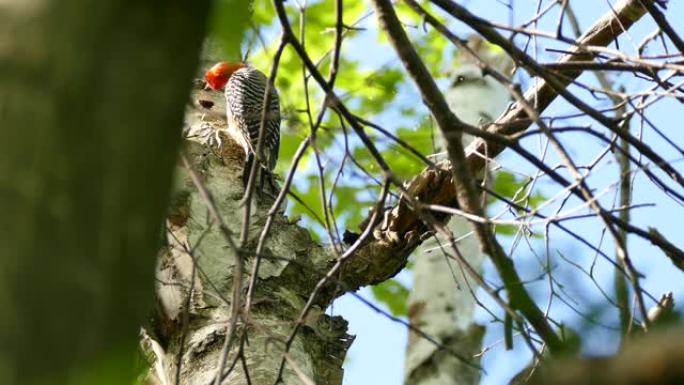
[204,62,246,90]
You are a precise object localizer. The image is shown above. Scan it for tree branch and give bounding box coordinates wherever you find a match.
[371,0,564,353]
[637,0,684,55]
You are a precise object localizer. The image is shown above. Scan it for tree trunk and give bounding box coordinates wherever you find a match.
[405,39,513,385]
[145,82,353,385]
[0,1,209,383]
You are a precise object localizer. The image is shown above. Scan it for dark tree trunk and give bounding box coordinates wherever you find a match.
[0,1,210,383]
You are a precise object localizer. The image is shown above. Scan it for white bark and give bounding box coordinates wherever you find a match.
[143,82,353,385]
[405,39,513,385]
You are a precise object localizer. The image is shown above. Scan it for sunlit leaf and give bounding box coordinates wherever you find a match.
[371,279,409,317]
[208,0,251,59]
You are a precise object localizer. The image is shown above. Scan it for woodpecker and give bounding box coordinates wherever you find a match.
[204,62,281,189]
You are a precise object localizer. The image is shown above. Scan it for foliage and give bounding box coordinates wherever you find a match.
[490,170,547,236]
[208,1,684,379]
[210,0,252,59]
[229,0,544,312]
[371,279,410,317]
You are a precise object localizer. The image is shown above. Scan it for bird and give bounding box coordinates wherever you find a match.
[204,61,281,191]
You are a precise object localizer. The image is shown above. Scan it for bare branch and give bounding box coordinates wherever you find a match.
[372,0,563,353]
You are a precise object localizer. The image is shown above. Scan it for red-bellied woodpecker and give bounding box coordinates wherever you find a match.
[204,62,280,189]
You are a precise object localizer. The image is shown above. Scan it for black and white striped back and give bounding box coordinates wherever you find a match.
[225,66,281,171]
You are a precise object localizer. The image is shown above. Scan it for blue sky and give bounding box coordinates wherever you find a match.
[327,1,684,384]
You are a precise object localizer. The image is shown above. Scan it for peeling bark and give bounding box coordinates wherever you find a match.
[141,1,660,382]
[144,82,352,385]
[405,39,513,385]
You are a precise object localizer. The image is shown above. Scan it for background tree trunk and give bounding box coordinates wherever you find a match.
[0,1,210,383]
[404,38,513,385]
[3,1,679,384]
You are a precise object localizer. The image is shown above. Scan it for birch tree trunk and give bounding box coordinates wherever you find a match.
[2,0,672,384]
[143,79,354,385]
[405,38,513,385]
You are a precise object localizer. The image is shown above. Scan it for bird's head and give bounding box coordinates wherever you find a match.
[204,62,246,90]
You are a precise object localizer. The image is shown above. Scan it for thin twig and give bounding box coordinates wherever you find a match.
[374,0,563,353]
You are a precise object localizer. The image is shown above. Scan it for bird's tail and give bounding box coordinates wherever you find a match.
[243,155,279,198]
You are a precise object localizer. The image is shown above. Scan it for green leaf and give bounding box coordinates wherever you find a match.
[208,0,251,59]
[371,279,409,317]
[494,224,518,236]
[491,170,520,199]
[490,170,548,211]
